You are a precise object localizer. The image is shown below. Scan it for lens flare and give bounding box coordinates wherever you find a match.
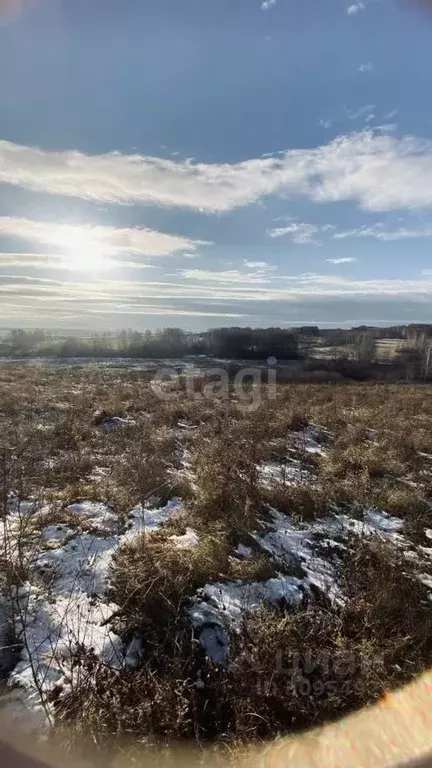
[0,0,24,25]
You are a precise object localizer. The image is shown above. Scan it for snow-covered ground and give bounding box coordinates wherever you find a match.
[189,505,432,663]
[258,460,314,487]
[0,495,186,730]
[189,576,305,664]
[1,417,431,732]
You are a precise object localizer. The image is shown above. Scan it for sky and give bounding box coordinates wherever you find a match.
[1,0,432,330]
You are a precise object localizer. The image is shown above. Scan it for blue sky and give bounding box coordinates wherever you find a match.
[1,0,432,330]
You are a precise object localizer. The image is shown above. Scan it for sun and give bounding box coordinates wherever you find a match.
[55,227,111,272]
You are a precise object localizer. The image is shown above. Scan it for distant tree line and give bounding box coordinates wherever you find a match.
[0,327,299,361]
[316,325,408,347]
[2,325,432,380]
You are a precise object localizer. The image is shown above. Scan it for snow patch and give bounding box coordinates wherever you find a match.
[169,528,199,549]
[190,576,304,663]
[6,496,42,517]
[42,525,75,545]
[0,496,183,728]
[255,510,342,604]
[235,543,253,559]
[8,531,123,724]
[66,501,119,533]
[294,423,330,456]
[254,507,407,605]
[418,573,432,593]
[123,498,182,540]
[258,460,312,487]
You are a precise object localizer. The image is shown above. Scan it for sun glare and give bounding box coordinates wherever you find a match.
[56,228,111,272]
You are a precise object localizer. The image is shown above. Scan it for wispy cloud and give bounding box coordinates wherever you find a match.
[179,262,276,285]
[348,105,375,121]
[267,222,320,244]
[267,218,432,246]
[275,220,432,245]
[243,260,271,269]
[3,270,432,327]
[3,272,432,308]
[0,217,205,261]
[267,221,336,244]
[261,0,276,10]
[0,252,158,270]
[0,253,62,269]
[347,3,365,15]
[374,123,398,133]
[333,223,432,241]
[326,257,357,264]
[358,62,373,72]
[3,264,432,332]
[6,130,432,215]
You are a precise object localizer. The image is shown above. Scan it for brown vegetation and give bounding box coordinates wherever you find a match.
[1,363,432,758]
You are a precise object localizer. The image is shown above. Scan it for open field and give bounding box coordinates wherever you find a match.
[0,362,431,760]
[310,338,409,362]
[375,338,408,360]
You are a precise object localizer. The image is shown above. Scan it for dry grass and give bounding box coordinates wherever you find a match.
[260,482,331,521]
[203,536,432,743]
[110,534,231,645]
[189,424,266,537]
[55,646,195,750]
[56,535,432,750]
[1,364,432,756]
